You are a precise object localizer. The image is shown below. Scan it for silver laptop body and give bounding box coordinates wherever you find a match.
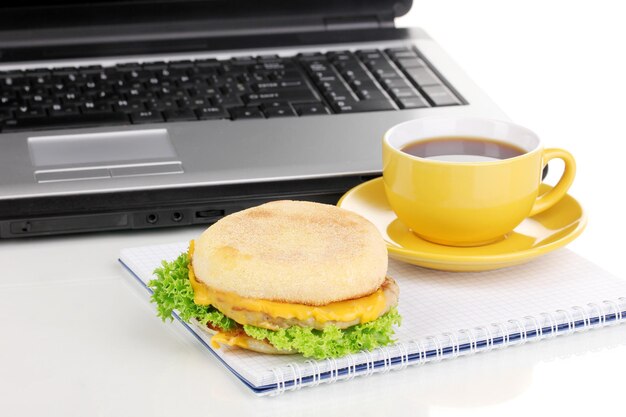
[0,0,505,238]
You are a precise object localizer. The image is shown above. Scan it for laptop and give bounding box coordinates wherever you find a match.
[0,0,505,238]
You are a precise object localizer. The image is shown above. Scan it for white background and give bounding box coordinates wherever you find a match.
[2,1,626,416]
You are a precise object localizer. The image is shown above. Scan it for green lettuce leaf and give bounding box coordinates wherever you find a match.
[148,252,237,331]
[148,253,401,359]
[243,309,401,359]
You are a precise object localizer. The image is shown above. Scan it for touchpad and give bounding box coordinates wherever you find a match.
[28,129,183,182]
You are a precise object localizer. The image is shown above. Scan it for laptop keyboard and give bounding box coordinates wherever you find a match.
[0,47,462,132]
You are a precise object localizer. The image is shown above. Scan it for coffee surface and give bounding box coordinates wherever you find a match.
[401,136,526,162]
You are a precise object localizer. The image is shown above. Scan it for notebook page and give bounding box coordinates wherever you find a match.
[120,243,626,391]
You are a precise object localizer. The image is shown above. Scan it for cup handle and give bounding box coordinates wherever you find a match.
[529,148,576,216]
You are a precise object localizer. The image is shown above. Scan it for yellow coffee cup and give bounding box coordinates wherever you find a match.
[382,117,576,246]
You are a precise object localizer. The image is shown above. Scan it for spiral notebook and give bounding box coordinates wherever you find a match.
[120,243,626,396]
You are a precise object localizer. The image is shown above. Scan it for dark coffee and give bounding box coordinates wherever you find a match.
[401,136,526,162]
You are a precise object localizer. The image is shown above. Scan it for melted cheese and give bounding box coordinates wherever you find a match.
[188,240,388,328]
[209,331,249,350]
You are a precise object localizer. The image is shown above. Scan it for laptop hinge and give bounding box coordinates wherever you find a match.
[324,15,391,31]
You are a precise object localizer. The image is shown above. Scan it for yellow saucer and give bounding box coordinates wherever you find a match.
[337,177,587,272]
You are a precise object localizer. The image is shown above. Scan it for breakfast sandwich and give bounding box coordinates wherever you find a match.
[148,200,400,359]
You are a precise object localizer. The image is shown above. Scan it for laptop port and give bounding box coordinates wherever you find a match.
[195,209,225,219]
[171,212,183,222]
[146,213,159,224]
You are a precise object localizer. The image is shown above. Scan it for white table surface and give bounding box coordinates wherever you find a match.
[2,1,626,415]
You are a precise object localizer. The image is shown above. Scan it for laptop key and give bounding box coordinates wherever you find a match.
[243,90,318,105]
[15,107,47,118]
[168,60,195,69]
[211,95,244,108]
[82,102,113,113]
[130,110,164,124]
[163,109,198,122]
[2,112,129,132]
[292,103,330,116]
[195,106,228,120]
[229,107,264,120]
[49,104,79,116]
[142,61,168,70]
[252,80,305,92]
[263,106,297,118]
[333,99,395,113]
[260,101,291,110]
[356,90,388,101]
[194,58,221,68]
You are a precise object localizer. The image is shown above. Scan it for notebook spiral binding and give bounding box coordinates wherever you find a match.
[266,297,626,396]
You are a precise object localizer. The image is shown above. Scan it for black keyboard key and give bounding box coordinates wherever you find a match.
[243,90,318,105]
[293,103,330,116]
[357,49,384,59]
[298,52,325,61]
[2,112,129,132]
[142,61,168,70]
[179,97,210,108]
[27,74,52,85]
[49,104,78,116]
[230,56,256,65]
[229,107,264,120]
[381,78,412,89]
[356,90,388,101]
[164,109,198,122]
[264,106,297,118]
[333,99,395,113]
[87,90,117,101]
[81,102,112,113]
[2,77,29,88]
[15,106,47,118]
[318,81,351,94]
[145,97,178,110]
[129,110,164,124]
[0,109,13,120]
[168,60,194,69]
[211,95,244,108]
[0,70,23,79]
[194,58,221,68]
[112,99,144,112]
[195,106,228,120]
[115,63,142,72]
[79,65,105,75]
[421,85,460,106]
[324,90,356,103]
[125,70,153,81]
[260,101,291,110]
[252,80,306,92]
[269,71,306,82]
[51,67,78,75]
[257,54,280,61]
